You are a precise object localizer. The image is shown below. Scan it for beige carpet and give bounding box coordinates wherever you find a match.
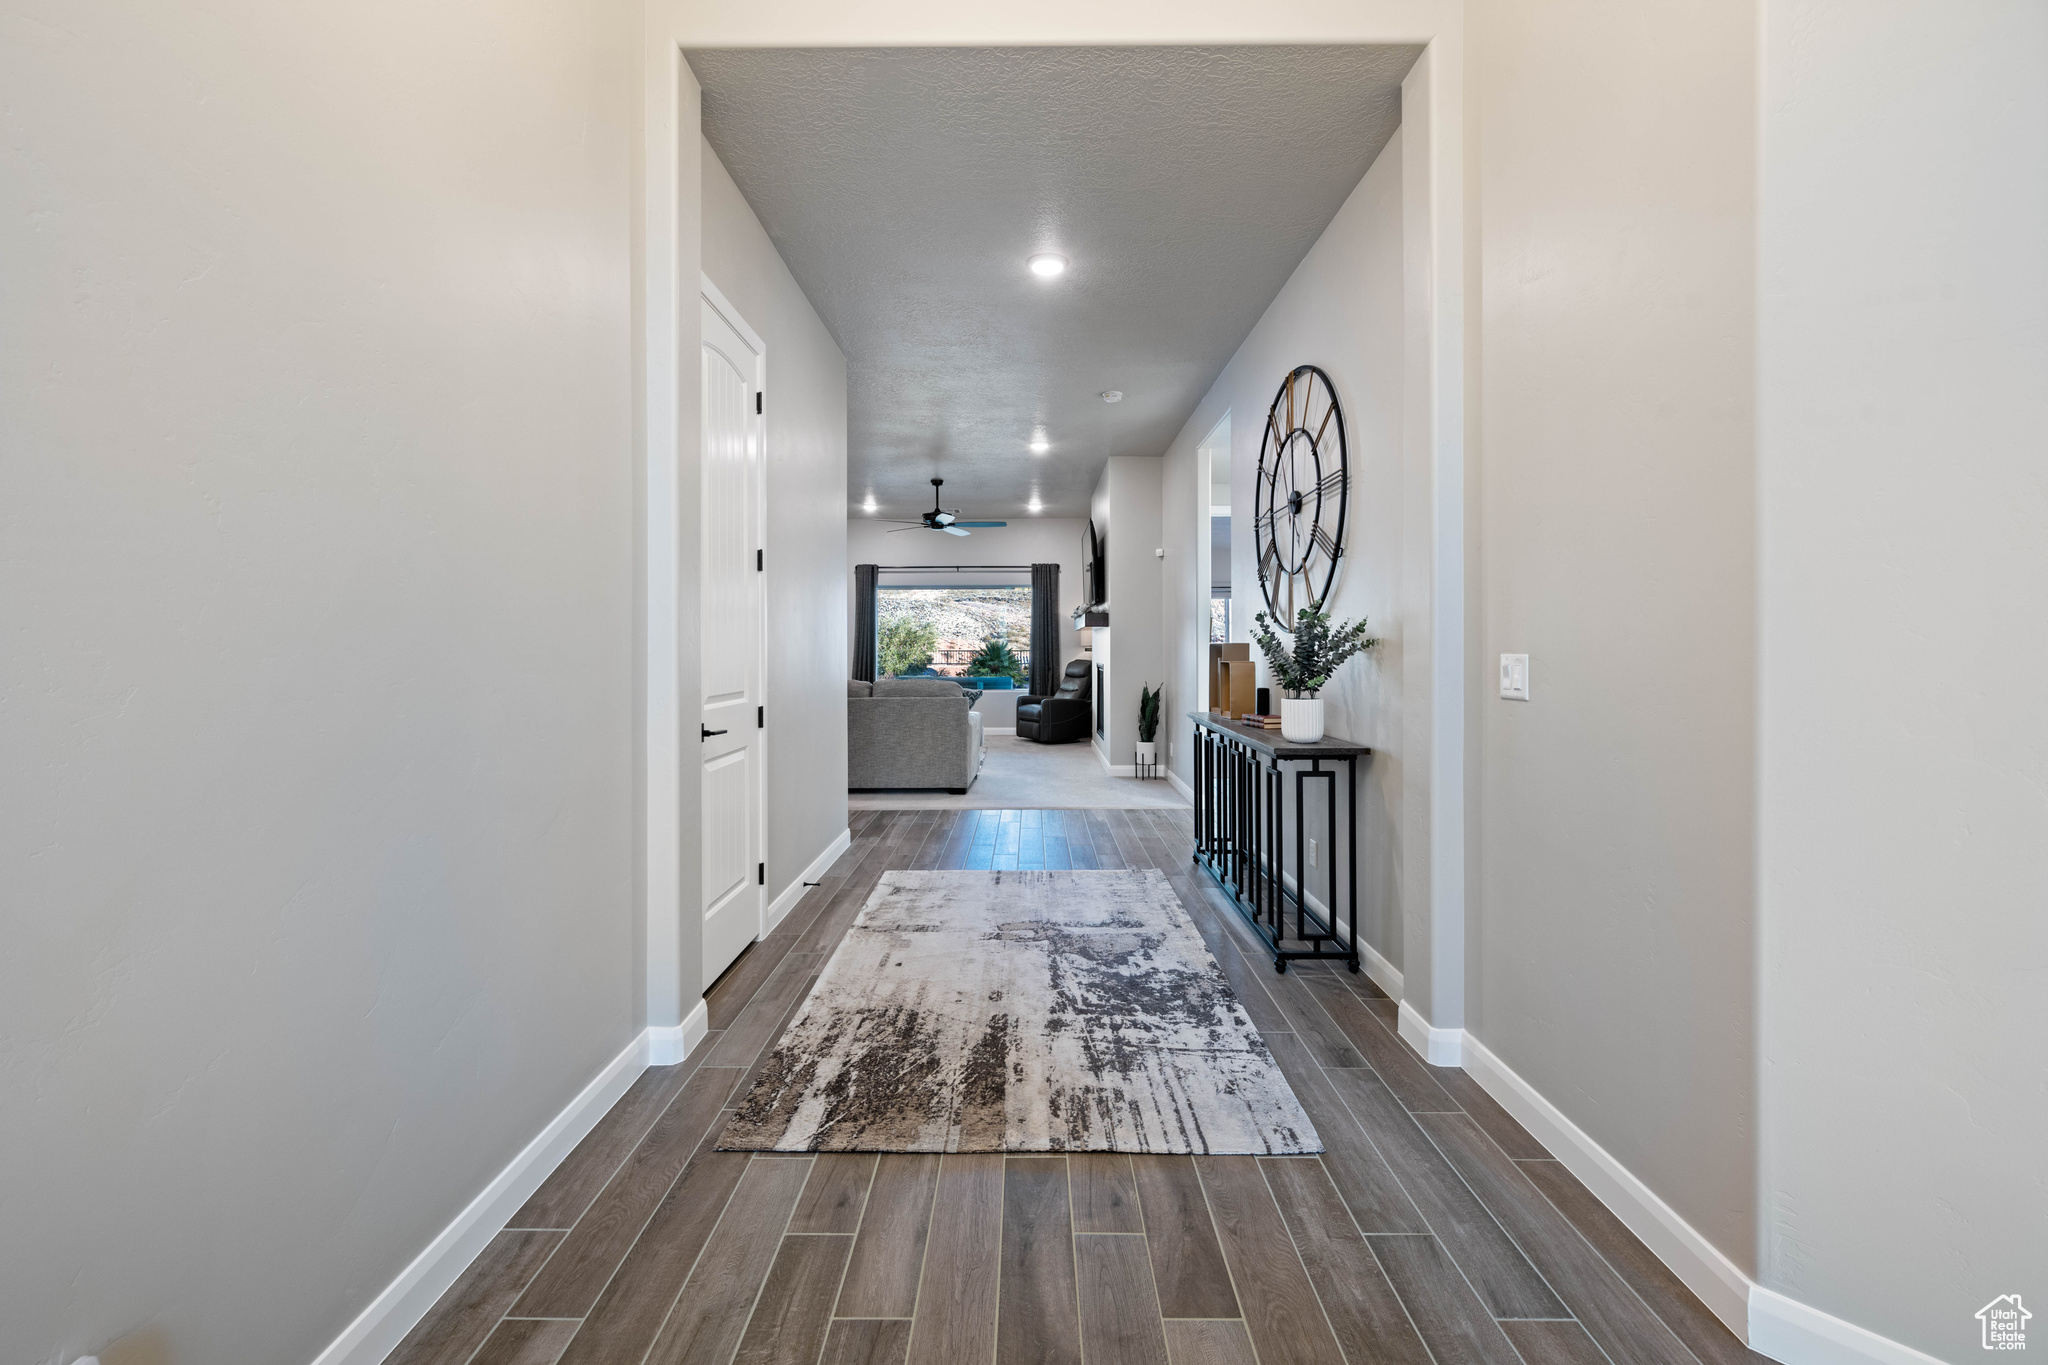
[849,733,1189,810]
[718,869,1318,1154]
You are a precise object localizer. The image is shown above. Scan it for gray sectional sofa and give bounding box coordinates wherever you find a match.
[847,677,984,793]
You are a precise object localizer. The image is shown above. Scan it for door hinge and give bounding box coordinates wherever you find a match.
[757,705,764,728]
[756,548,763,572]
[755,391,763,415]
[757,862,765,886]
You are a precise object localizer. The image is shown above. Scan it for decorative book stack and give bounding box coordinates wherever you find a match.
[1239,713,1285,730]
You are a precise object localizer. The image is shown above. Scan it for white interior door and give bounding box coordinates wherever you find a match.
[700,293,764,989]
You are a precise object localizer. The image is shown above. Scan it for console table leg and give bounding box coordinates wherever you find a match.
[1347,755,1361,972]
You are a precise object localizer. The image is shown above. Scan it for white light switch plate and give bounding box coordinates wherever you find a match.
[1499,653,1530,701]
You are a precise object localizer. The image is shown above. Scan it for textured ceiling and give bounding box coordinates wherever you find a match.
[688,46,1420,521]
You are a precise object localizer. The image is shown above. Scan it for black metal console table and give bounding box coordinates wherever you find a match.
[1189,713,1371,974]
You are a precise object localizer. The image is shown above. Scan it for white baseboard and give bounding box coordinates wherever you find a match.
[1090,739,1136,777]
[1396,999,1464,1066]
[645,998,708,1067]
[1452,1031,1946,1365]
[983,726,1016,736]
[1358,938,1403,1001]
[1748,1287,1949,1365]
[1167,767,1195,802]
[310,1015,707,1365]
[1459,1031,1749,1337]
[765,827,851,934]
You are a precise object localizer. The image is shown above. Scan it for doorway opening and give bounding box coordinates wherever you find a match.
[1199,413,1233,708]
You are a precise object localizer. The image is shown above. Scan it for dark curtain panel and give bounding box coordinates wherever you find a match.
[852,563,879,681]
[1029,562,1061,695]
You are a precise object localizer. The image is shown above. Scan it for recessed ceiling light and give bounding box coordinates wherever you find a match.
[1028,438,1050,454]
[1028,496,1044,513]
[1027,253,1068,278]
[861,495,877,513]
[1101,390,1123,403]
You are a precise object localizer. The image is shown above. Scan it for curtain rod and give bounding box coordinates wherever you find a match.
[872,564,1035,572]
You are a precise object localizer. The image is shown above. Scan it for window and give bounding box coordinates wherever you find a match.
[1210,596,1230,643]
[877,585,1032,683]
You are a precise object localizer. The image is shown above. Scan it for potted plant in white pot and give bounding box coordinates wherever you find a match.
[1251,604,1379,742]
[1135,683,1162,768]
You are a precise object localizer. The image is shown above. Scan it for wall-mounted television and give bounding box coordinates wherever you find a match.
[1082,518,1107,608]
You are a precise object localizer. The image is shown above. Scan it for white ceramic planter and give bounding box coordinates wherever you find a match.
[1134,741,1157,765]
[1281,697,1325,743]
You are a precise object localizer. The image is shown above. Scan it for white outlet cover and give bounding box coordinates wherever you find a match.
[1499,653,1530,701]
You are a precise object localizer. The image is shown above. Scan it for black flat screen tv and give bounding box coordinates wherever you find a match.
[1083,518,1107,608]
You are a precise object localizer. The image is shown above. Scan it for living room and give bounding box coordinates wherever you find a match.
[844,493,1187,809]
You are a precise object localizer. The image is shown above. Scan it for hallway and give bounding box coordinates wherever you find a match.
[388,809,1757,1365]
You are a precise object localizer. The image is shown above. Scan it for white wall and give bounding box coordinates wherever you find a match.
[0,0,640,1361]
[701,140,851,905]
[1160,129,1408,975]
[1465,0,1760,1277]
[1756,0,2048,1355]
[1091,458,1166,764]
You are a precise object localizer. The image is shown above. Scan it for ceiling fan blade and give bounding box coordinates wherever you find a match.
[944,525,972,537]
[950,521,1008,527]
[885,526,930,533]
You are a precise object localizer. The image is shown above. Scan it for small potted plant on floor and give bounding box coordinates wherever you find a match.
[1136,683,1162,770]
[1252,604,1379,742]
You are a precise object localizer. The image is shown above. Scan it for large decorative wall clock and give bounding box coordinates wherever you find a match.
[1253,364,1349,628]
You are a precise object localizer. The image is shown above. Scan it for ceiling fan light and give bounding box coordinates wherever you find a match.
[1027,253,1068,278]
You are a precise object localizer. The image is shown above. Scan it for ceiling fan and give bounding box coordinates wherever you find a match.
[880,478,1009,537]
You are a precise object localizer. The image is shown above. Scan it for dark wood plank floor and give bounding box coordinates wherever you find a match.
[388,808,1765,1365]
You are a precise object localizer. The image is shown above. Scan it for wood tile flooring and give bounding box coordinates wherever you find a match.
[387,808,1765,1365]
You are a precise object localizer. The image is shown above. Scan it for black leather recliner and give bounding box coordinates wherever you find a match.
[1017,660,1093,744]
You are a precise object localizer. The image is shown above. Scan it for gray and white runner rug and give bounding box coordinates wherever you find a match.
[719,869,1320,1154]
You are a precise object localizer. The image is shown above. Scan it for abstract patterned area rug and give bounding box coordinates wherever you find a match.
[718,869,1320,1154]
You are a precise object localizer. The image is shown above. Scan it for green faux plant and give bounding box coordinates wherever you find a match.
[1137,683,1162,743]
[1252,604,1379,698]
[878,617,937,678]
[965,632,1028,685]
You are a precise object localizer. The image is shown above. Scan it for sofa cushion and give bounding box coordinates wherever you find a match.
[847,678,873,698]
[874,677,967,698]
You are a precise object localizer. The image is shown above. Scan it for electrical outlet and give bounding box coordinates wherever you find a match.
[1308,838,1319,869]
[1499,653,1530,701]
